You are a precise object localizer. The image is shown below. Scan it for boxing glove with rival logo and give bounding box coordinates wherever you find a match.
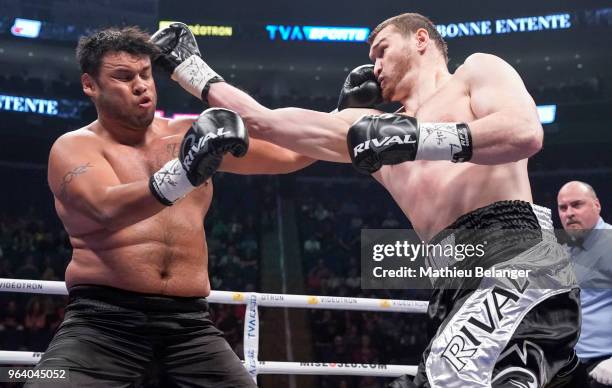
[151,22,224,101]
[347,113,472,174]
[149,108,248,205]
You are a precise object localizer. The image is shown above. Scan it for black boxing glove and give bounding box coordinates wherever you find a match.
[347,113,472,174]
[149,108,248,205]
[151,22,224,101]
[337,65,383,111]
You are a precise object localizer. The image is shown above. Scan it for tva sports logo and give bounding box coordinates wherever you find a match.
[183,127,231,168]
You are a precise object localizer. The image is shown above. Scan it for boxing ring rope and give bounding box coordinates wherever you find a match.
[0,278,425,378]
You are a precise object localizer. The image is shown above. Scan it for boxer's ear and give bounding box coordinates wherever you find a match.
[81,73,96,98]
[414,28,430,53]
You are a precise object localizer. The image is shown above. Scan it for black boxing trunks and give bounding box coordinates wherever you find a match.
[390,201,580,388]
[25,285,256,388]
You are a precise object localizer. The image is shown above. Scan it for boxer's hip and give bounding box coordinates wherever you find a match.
[414,201,580,387]
[67,284,209,313]
[61,284,214,339]
[426,200,576,291]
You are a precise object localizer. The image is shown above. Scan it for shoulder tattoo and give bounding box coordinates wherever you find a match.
[59,162,93,198]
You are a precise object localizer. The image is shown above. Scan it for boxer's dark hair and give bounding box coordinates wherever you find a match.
[76,26,160,77]
[369,13,448,64]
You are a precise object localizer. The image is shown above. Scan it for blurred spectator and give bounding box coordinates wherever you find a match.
[15,254,39,279]
[0,299,25,350]
[308,259,332,291]
[24,297,47,332]
[352,335,379,364]
[41,255,60,280]
[381,211,401,228]
[304,233,322,257]
[359,376,382,388]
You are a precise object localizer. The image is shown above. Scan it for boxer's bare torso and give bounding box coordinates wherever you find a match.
[208,36,540,242]
[49,115,312,296]
[210,56,536,241]
[372,67,532,240]
[50,118,212,296]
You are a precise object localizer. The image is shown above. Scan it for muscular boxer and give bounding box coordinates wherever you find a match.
[153,16,580,387]
[27,27,313,387]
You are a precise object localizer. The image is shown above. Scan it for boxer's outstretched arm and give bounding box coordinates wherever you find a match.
[152,23,378,163]
[464,53,543,164]
[48,133,165,231]
[169,116,315,174]
[220,138,316,175]
[208,82,381,163]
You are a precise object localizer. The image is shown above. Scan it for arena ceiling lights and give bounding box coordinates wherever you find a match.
[10,18,42,39]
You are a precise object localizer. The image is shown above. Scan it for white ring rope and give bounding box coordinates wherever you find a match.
[0,278,425,377]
